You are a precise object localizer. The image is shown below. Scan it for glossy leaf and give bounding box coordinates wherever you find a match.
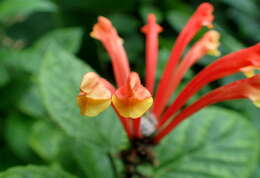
[38,44,126,177]
[154,107,258,178]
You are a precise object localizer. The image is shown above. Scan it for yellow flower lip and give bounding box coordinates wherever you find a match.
[241,66,260,78]
[112,72,153,119]
[204,30,221,56]
[77,72,114,117]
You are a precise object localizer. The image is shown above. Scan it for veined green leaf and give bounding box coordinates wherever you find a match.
[154,107,258,178]
[38,44,126,177]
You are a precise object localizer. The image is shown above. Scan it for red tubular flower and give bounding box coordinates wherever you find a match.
[154,74,260,143]
[142,14,163,94]
[159,43,260,127]
[78,17,154,139]
[90,16,130,87]
[77,3,260,143]
[155,30,220,118]
[153,2,214,118]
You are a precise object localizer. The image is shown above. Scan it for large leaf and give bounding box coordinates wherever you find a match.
[1,27,83,74]
[0,165,76,178]
[38,45,126,177]
[39,44,125,147]
[0,0,56,22]
[154,107,258,178]
[72,139,117,178]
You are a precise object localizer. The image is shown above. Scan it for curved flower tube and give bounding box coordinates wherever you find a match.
[159,43,260,127]
[154,30,221,117]
[90,16,130,87]
[153,2,214,118]
[154,74,260,142]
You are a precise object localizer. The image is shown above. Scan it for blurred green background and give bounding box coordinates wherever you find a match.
[0,0,260,177]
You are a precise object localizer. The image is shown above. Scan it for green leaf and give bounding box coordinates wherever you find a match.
[166,10,189,32]
[4,113,37,161]
[38,44,126,177]
[154,107,258,178]
[18,85,47,118]
[29,120,64,162]
[109,14,140,35]
[1,27,83,74]
[72,139,116,178]
[219,0,259,16]
[0,147,23,172]
[39,44,125,148]
[139,6,163,23]
[0,165,76,178]
[0,65,9,87]
[229,9,260,42]
[34,28,84,54]
[0,0,56,22]
[251,164,260,178]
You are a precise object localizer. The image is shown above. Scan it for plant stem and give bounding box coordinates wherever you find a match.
[120,138,156,178]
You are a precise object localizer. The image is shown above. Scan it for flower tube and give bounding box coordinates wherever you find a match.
[154,74,260,142]
[153,2,214,118]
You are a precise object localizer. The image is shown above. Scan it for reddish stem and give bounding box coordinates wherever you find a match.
[112,105,133,139]
[132,118,142,138]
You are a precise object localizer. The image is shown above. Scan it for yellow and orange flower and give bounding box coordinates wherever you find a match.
[77,2,260,142]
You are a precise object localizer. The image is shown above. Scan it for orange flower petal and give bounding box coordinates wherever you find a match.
[112,72,153,118]
[77,72,114,117]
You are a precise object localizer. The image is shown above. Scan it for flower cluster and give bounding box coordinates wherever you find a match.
[77,2,260,143]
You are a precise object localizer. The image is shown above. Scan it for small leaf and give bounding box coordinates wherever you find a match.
[154,107,258,178]
[0,165,76,178]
